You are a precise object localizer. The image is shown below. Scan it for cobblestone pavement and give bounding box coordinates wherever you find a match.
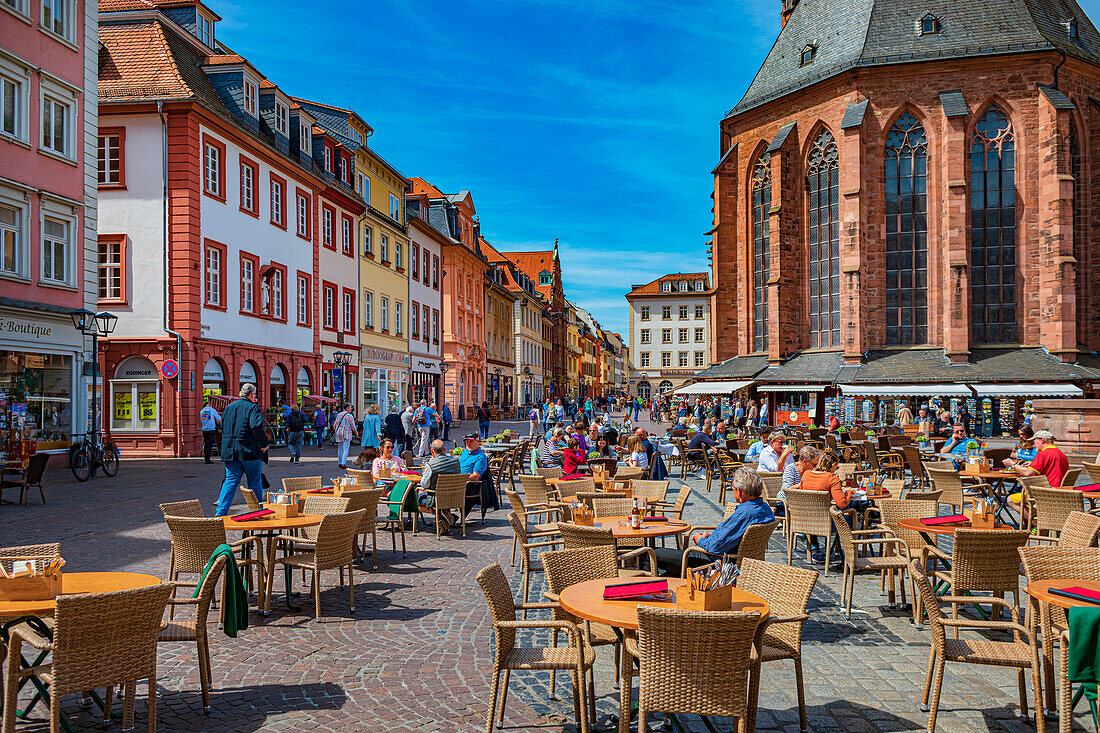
[0,417,1090,731]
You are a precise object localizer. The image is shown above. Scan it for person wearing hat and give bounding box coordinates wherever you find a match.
[460,433,499,514]
[1005,429,1070,525]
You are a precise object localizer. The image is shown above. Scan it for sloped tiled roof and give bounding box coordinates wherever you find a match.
[730,0,1100,117]
[409,177,447,200]
[499,250,556,301]
[100,0,218,15]
[755,351,848,384]
[99,21,194,101]
[837,348,1097,383]
[626,272,711,297]
[693,354,771,380]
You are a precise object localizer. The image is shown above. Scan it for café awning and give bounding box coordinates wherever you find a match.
[669,380,754,395]
[967,383,1083,398]
[755,384,828,393]
[838,383,972,397]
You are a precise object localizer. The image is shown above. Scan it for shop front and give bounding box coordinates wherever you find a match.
[410,355,441,405]
[0,307,86,460]
[202,358,227,399]
[296,366,312,405]
[362,346,409,418]
[109,356,161,436]
[269,364,287,407]
[757,385,832,427]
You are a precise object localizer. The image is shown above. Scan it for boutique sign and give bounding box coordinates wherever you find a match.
[0,311,81,348]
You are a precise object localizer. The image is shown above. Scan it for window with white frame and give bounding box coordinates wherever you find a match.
[423,307,430,342]
[678,352,688,367]
[695,304,704,319]
[363,290,373,328]
[432,309,438,342]
[362,225,372,256]
[432,255,438,288]
[661,352,671,368]
[660,281,671,293]
[640,329,650,344]
[380,296,389,331]
[3,0,28,17]
[678,305,688,320]
[695,280,704,291]
[339,217,349,254]
[339,157,348,183]
[380,234,389,263]
[297,275,309,324]
[349,128,361,144]
[695,327,704,342]
[389,194,401,222]
[661,305,671,319]
[204,246,220,306]
[395,242,402,269]
[274,99,288,136]
[243,78,257,117]
[411,302,419,338]
[678,328,688,343]
[640,306,650,321]
[322,208,333,247]
[395,301,403,336]
[240,162,254,211]
[679,281,687,292]
[240,258,254,312]
[661,329,671,344]
[270,179,283,225]
[298,116,310,154]
[411,244,419,279]
[98,238,121,301]
[271,269,283,319]
[41,0,73,41]
[97,131,122,185]
[323,146,332,173]
[40,93,71,158]
[204,143,220,196]
[296,193,309,236]
[0,201,24,277]
[41,215,69,284]
[323,285,334,328]
[695,351,704,367]
[196,11,212,46]
[0,66,28,142]
[423,249,430,285]
[640,352,650,367]
[342,291,353,332]
[358,172,369,199]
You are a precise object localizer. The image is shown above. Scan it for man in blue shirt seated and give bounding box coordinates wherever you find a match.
[744,428,769,463]
[654,467,775,575]
[459,433,498,516]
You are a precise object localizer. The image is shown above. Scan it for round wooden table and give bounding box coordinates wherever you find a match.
[559,576,770,733]
[224,513,323,614]
[559,495,659,507]
[0,572,162,617]
[584,516,691,542]
[1024,578,1100,712]
[897,516,1015,537]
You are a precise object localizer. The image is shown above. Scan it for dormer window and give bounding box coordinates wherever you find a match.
[298,117,310,155]
[694,280,704,291]
[679,281,687,292]
[243,78,257,117]
[660,281,672,293]
[196,12,213,46]
[339,156,348,183]
[275,99,288,136]
[799,45,817,66]
[920,14,940,35]
[1066,19,1078,38]
[539,271,552,286]
[349,128,361,144]
[323,145,332,173]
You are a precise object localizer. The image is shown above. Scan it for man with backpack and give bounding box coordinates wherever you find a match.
[285,404,306,463]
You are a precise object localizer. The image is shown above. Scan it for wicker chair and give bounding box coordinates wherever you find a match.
[984,447,1012,469]
[282,475,323,494]
[783,489,836,575]
[678,520,779,577]
[902,445,928,489]
[1062,467,1082,488]
[655,483,692,521]
[535,466,563,480]
[476,563,593,733]
[0,452,48,506]
[343,489,383,568]
[264,509,366,618]
[163,515,266,618]
[830,507,913,618]
[704,452,737,505]
[909,560,1045,732]
[633,606,762,732]
[435,474,473,538]
[542,546,623,708]
[629,480,669,502]
[240,486,262,511]
[507,511,561,613]
[346,468,373,486]
[614,466,646,483]
[866,444,906,481]
[1059,511,1100,547]
[3,584,173,733]
[158,553,227,712]
[757,471,784,505]
[0,543,61,573]
[556,478,596,497]
[925,464,982,515]
[592,496,633,518]
[518,475,558,514]
[557,523,655,577]
[738,558,819,733]
[504,489,561,564]
[1082,460,1100,484]
[877,498,940,594]
[923,528,1030,629]
[159,499,204,518]
[903,489,943,502]
[588,457,617,477]
[1026,487,1086,543]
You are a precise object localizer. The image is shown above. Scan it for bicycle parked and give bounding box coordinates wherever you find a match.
[69,431,120,482]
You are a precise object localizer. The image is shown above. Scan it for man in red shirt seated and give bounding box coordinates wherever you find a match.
[1005,429,1069,487]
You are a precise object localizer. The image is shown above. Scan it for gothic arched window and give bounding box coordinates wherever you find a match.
[807,129,840,348]
[884,112,928,345]
[752,151,771,352]
[970,107,1017,344]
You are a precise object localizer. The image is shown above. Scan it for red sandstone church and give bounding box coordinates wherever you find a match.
[704,0,1100,430]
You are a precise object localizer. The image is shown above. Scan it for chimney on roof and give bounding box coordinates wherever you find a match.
[781,0,798,27]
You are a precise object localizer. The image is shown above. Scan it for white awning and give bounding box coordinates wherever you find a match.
[967,383,1083,398]
[755,384,828,393]
[838,383,972,397]
[670,380,754,395]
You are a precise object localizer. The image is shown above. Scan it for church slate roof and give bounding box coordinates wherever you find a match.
[755,351,848,384]
[693,354,771,380]
[729,0,1100,117]
[835,348,1098,383]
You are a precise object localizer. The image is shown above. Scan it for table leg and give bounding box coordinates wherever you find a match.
[1039,601,1056,713]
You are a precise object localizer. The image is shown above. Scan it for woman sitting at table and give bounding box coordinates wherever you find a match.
[1010,424,1037,462]
[372,439,406,478]
[562,436,589,478]
[626,435,650,471]
[593,433,622,459]
[794,451,861,563]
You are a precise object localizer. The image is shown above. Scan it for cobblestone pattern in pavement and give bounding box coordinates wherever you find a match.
[0,418,1089,732]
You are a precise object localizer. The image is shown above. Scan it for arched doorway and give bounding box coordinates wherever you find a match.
[296,366,312,406]
[110,356,159,433]
[637,381,651,400]
[270,364,287,407]
[202,357,226,399]
[238,361,258,394]
[658,380,673,394]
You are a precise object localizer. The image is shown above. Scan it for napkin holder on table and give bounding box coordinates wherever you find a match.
[962,458,991,474]
[0,557,63,602]
[263,498,298,518]
[675,583,732,611]
[967,508,995,529]
[572,505,594,527]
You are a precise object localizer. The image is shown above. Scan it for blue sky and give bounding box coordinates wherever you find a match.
[221,0,1100,336]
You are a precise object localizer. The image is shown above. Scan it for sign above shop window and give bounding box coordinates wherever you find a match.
[297,367,311,388]
[114,356,157,380]
[203,359,225,381]
[270,365,286,386]
[239,362,258,384]
[411,357,441,374]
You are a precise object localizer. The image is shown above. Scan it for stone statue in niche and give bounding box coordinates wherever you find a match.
[261,278,271,315]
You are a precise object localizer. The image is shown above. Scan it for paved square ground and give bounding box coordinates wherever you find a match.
[0,419,1090,732]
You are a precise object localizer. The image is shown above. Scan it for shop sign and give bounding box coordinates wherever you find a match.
[239,362,257,384]
[332,367,344,394]
[411,357,440,374]
[114,356,157,379]
[270,365,286,386]
[139,393,157,420]
[361,347,411,366]
[203,359,225,381]
[297,367,311,388]
[115,392,132,420]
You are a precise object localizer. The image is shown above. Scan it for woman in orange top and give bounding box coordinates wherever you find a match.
[795,452,852,510]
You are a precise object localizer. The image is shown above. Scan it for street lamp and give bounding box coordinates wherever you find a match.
[439,361,449,407]
[70,309,117,477]
[332,350,351,403]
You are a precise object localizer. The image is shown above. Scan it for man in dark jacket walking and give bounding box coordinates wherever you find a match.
[215,383,269,516]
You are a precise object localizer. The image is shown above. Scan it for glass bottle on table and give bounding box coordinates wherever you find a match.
[630,498,641,529]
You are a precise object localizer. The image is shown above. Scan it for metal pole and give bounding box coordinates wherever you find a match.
[90,329,97,479]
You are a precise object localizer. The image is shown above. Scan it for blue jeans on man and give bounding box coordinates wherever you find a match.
[216,459,263,516]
